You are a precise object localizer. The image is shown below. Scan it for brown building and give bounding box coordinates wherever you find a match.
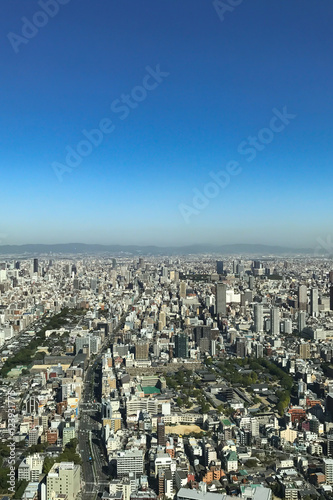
[47,429,58,445]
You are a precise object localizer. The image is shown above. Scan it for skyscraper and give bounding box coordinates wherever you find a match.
[254,304,263,333]
[33,258,38,274]
[216,283,227,316]
[135,342,149,360]
[157,420,165,446]
[179,282,186,298]
[310,288,319,316]
[298,285,307,311]
[298,311,306,332]
[270,307,280,335]
[216,261,224,274]
[235,338,246,358]
[174,333,188,358]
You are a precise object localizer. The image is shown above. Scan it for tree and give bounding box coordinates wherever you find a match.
[43,456,55,474]
[176,397,183,408]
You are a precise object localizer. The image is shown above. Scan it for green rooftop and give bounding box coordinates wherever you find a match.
[142,386,161,395]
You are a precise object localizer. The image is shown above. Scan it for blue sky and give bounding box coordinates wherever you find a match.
[1,0,333,247]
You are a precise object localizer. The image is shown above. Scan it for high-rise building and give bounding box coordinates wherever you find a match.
[327,432,333,457]
[254,304,263,333]
[216,283,227,316]
[159,311,166,329]
[235,338,246,358]
[310,288,319,316]
[179,282,186,298]
[329,271,333,284]
[270,307,280,335]
[298,285,307,311]
[47,462,81,500]
[33,258,38,274]
[28,428,39,446]
[216,261,224,274]
[324,459,333,484]
[138,257,144,269]
[330,286,333,311]
[63,424,76,446]
[157,420,165,446]
[115,449,144,478]
[135,342,149,360]
[299,342,310,360]
[255,343,263,358]
[174,333,188,358]
[298,311,306,332]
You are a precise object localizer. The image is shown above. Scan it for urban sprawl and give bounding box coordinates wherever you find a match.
[1,255,333,500]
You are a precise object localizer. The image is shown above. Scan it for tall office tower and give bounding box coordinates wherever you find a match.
[112,258,117,269]
[241,290,253,306]
[298,311,306,332]
[138,257,144,269]
[71,264,77,275]
[254,304,263,333]
[174,333,188,358]
[249,276,255,290]
[283,319,292,335]
[157,420,166,446]
[298,285,307,311]
[33,258,38,274]
[237,263,245,276]
[216,261,224,274]
[253,260,261,269]
[233,260,237,274]
[329,271,333,284]
[235,338,246,358]
[216,283,227,316]
[299,342,310,360]
[179,281,186,298]
[310,288,319,316]
[255,343,264,358]
[15,261,20,270]
[331,286,333,311]
[159,311,166,329]
[270,307,280,335]
[135,341,149,360]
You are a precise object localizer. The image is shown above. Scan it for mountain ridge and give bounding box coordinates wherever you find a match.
[0,242,316,256]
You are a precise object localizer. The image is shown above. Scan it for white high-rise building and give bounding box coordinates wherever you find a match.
[47,462,81,500]
[310,288,319,316]
[324,458,333,484]
[254,304,263,333]
[270,307,280,335]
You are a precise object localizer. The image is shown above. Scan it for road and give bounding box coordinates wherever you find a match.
[79,297,140,499]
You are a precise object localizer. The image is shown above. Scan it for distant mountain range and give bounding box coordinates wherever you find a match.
[0,242,317,256]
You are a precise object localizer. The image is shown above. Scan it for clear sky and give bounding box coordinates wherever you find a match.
[1,0,332,248]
